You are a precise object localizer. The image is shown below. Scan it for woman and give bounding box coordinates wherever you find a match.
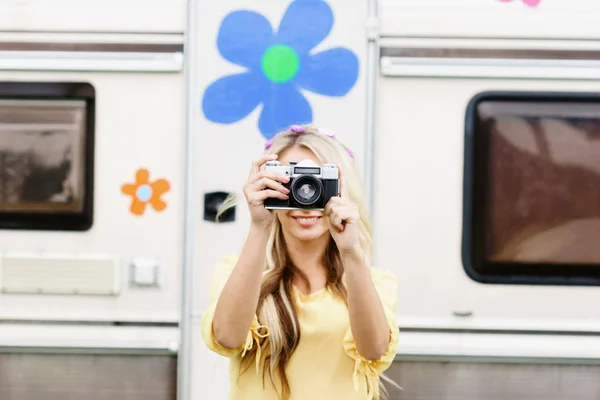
[200,124,399,400]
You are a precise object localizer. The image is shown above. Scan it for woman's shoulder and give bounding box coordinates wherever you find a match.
[206,254,240,297]
[367,265,396,281]
[367,266,397,293]
[211,253,240,275]
[216,253,239,267]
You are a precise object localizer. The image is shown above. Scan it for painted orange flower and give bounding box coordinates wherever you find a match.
[121,168,170,216]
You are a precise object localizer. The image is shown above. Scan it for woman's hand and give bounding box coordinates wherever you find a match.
[325,170,361,254]
[243,154,290,229]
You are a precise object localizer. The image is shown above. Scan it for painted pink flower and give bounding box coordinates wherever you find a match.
[498,0,541,7]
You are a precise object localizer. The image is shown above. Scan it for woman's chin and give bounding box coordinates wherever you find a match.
[289,225,330,242]
[279,213,330,242]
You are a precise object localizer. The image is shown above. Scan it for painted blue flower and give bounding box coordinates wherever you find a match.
[202,0,359,139]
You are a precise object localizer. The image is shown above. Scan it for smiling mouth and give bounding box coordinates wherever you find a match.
[292,216,322,226]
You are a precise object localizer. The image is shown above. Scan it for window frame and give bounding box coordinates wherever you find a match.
[0,82,95,231]
[462,90,600,286]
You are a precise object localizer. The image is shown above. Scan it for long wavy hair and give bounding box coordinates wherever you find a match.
[217,125,385,399]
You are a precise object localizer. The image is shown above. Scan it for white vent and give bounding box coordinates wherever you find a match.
[0,253,120,295]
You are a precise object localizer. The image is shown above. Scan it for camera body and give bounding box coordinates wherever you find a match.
[263,159,340,211]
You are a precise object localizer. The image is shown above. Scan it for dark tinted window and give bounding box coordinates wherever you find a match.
[463,91,600,285]
[0,82,94,231]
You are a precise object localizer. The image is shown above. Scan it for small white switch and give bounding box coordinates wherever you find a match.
[130,258,160,287]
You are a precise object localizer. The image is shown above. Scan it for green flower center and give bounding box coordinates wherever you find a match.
[261,44,300,83]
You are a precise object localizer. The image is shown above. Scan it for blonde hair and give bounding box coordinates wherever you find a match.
[217,125,392,399]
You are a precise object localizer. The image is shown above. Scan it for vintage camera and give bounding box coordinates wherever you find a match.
[263,159,340,210]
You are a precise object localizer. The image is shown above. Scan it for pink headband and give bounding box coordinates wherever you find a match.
[264,124,355,160]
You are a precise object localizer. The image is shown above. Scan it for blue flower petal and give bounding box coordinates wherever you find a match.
[258,84,312,139]
[295,48,359,97]
[275,0,334,55]
[217,10,274,69]
[202,72,266,124]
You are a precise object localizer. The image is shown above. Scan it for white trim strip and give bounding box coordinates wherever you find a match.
[0,51,183,72]
[397,331,600,361]
[398,316,600,333]
[178,0,200,397]
[0,33,184,45]
[0,324,179,352]
[380,56,600,80]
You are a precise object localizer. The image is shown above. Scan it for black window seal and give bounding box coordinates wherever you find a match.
[0,81,95,232]
[462,90,600,286]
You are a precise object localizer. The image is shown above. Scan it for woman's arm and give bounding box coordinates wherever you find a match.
[342,246,391,360]
[212,154,290,350]
[212,226,270,349]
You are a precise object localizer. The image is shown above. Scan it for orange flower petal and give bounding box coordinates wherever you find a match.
[121,183,138,196]
[130,198,147,216]
[150,178,170,196]
[150,197,167,212]
[135,168,150,185]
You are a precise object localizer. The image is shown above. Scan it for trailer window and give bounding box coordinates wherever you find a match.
[463,92,600,285]
[0,82,94,231]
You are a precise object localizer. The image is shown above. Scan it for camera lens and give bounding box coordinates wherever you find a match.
[297,183,316,201]
[291,175,322,206]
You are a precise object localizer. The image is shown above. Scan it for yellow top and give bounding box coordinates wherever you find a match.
[200,254,399,400]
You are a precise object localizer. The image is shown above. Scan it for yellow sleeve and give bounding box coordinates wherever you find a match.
[199,254,270,367]
[342,267,399,400]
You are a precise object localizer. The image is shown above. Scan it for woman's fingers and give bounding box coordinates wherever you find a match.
[327,203,358,231]
[248,169,290,185]
[244,154,291,205]
[244,166,290,205]
[247,189,288,206]
[249,154,278,178]
[337,167,345,198]
[324,196,346,215]
[253,177,290,195]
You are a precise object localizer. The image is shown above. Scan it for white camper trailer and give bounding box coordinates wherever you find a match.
[0,0,599,399]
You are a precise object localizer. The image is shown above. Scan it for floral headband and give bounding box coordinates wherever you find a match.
[264,124,355,160]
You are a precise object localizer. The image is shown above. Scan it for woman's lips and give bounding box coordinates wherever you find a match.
[292,215,322,227]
